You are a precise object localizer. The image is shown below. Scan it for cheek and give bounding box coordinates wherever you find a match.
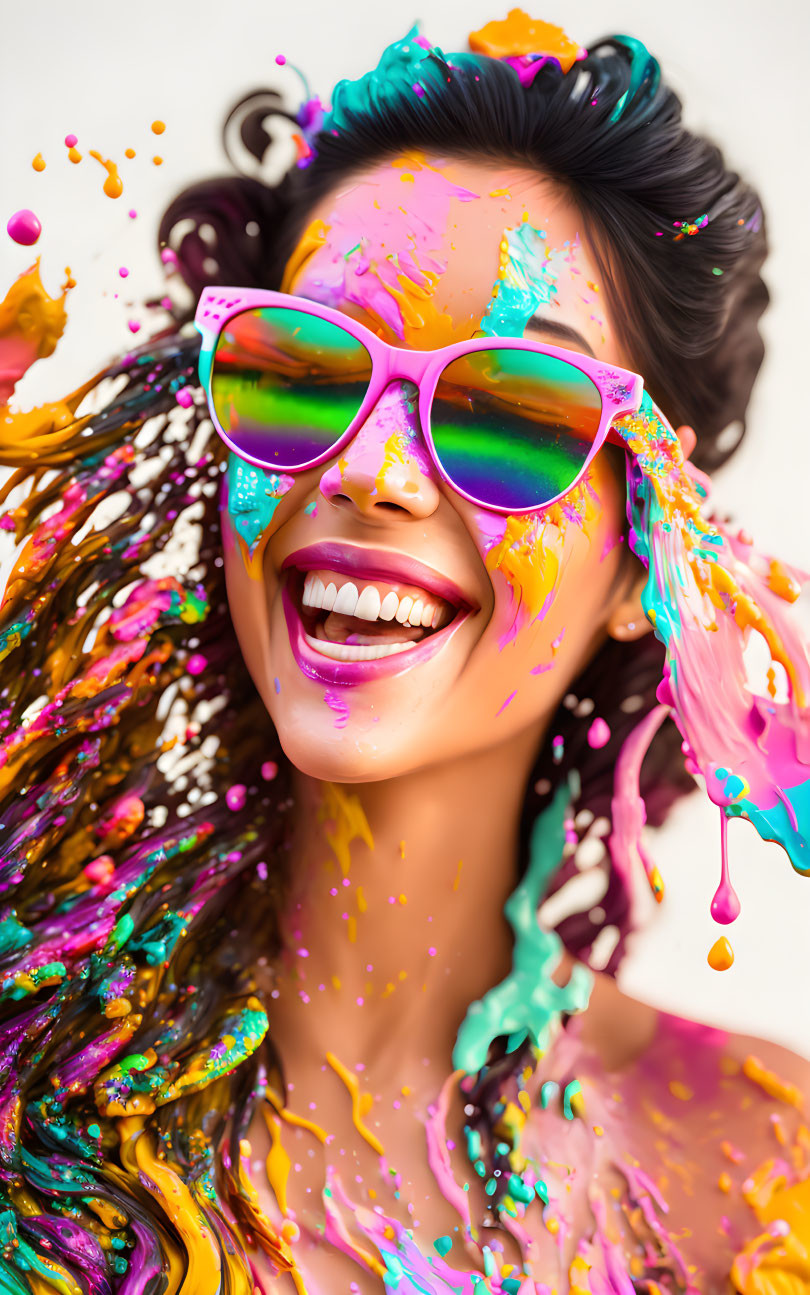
[220,455,296,579]
[470,474,624,650]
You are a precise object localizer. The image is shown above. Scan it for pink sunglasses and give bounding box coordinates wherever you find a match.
[195,286,652,515]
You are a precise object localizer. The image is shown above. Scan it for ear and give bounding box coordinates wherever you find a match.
[676,423,697,460]
[606,424,695,644]
[606,571,652,642]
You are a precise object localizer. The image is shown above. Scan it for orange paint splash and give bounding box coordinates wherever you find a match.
[31,153,46,172]
[469,10,581,73]
[88,149,123,198]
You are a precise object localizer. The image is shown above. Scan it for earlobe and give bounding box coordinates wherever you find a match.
[606,568,654,643]
[608,615,652,642]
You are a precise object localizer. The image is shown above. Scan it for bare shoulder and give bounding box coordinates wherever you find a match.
[718,1023,810,1115]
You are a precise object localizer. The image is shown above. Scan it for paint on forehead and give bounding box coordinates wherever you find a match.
[282,153,480,345]
[480,220,569,338]
[221,454,294,577]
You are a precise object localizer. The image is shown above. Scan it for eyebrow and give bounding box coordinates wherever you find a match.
[525,315,596,358]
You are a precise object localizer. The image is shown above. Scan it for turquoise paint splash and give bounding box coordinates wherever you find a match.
[223,453,294,557]
[323,28,490,135]
[480,223,561,339]
[453,780,593,1074]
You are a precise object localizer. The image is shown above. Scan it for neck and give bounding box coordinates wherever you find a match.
[266,728,551,1089]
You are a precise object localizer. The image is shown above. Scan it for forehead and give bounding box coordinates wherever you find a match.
[283,153,613,354]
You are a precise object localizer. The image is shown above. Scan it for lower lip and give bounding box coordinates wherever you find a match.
[281,584,470,686]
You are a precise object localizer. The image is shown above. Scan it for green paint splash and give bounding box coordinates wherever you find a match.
[453,780,593,1074]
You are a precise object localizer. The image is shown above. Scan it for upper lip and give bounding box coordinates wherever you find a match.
[280,542,476,610]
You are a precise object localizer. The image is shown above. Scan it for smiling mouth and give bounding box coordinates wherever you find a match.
[288,567,461,662]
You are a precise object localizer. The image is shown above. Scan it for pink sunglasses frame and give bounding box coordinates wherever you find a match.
[194,286,649,515]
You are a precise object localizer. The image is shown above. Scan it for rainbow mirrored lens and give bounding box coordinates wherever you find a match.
[210,307,372,465]
[431,349,602,510]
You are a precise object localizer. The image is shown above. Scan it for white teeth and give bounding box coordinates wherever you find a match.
[354,586,382,621]
[304,633,414,661]
[298,569,455,630]
[333,582,359,616]
[395,596,414,624]
[379,591,399,621]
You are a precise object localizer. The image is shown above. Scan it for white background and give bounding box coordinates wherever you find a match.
[3,0,810,1054]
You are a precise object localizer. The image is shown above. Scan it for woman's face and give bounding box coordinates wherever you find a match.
[222,155,637,781]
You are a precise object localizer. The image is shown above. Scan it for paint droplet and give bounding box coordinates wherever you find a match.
[89,150,123,198]
[175,387,193,408]
[64,133,78,148]
[275,54,287,65]
[125,148,136,159]
[708,936,734,971]
[226,784,246,811]
[434,1236,452,1257]
[152,156,163,166]
[128,209,137,219]
[281,1220,299,1242]
[587,717,610,748]
[151,120,166,135]
[7,209,41,246]
[187,653,206,676]
[68,146,82,164]
[127,320,141,334]
[261,761,278,781]
[273,677,281,694]
[160,247,177,266]
[32,152,46,172]
[118,266,129,278]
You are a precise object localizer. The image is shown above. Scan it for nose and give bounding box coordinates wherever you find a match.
[317,380,441,519]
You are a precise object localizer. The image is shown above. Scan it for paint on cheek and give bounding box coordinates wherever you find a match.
[616,394,810,882]
[480,221,564,338]
[221,454,294,577]
[323,689,350,729]
[483,483,598,649]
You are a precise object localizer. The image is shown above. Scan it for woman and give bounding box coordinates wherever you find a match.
[1,12,808,1293]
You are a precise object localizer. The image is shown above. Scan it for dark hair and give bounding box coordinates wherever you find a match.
[159,32,767,972]
[0,31,769,1288]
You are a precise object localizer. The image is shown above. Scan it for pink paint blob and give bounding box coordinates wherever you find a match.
[711,811,742,924]
[226,784,246,811]
[7,209,41,246]
[587,717,611,749]
[160,247,177,266]
[128,209,138,219]
[127,320,141,334]
[64,134,78,148]
[119,266,129,278]
[187,652,206,675]
[175,387,194,408]
[261,761,278,781]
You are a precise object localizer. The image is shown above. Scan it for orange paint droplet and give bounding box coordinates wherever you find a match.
[32,153,46,172]
[62,267,76,290]
[469,11,581,72]
[88,150,123,198]
[152,155,163,166]
[648,865,665,903]
[125,148,136,159]
[151,120,166,135]
[708,936,734,971]
[68,146,82,164]
[718,1171,732,1194]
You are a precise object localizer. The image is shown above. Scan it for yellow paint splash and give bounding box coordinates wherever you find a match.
[326,1051,384,1155]
[318,783,374,877]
